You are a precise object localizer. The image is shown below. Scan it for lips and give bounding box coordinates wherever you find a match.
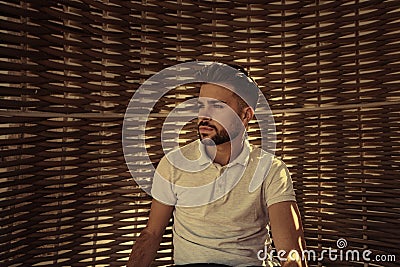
[198,121,217,134]
[199,126,215,132]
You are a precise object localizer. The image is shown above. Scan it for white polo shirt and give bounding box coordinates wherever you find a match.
[151,139,296,266]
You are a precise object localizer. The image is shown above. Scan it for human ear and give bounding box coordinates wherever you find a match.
[242,107,254,123]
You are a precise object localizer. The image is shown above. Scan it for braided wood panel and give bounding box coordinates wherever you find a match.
[1,0,399,266]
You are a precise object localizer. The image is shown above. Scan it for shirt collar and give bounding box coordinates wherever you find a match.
[197,139,251,167]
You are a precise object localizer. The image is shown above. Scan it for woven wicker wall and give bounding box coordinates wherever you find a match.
[1,0,399,266]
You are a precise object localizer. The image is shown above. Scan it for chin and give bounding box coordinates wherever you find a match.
[200,138,216,146]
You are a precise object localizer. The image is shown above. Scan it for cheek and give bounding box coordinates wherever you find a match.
[214,112,241,130]
[211,111,232,125]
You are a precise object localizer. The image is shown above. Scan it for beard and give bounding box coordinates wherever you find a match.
[197,120,240,146]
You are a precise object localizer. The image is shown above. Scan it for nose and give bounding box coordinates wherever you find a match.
[198,105,212,120]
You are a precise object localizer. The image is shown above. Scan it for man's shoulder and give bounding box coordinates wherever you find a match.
[248,143,287,172]
[157,140,200,168]
[248,143,276,161]
[165,139,200,159]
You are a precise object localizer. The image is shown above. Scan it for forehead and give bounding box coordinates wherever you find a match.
[199,83,235,101]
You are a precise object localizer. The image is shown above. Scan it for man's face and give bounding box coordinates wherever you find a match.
[197,83,246,146]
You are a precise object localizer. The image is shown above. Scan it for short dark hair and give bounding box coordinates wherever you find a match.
[195,62,259,110]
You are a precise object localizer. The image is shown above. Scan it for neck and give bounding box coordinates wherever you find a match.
[205,134,245,166]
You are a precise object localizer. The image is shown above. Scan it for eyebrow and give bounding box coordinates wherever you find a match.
[197,99,228,104]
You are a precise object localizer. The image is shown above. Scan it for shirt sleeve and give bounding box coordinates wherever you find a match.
[264,158,296,207]
[151,156,177,206]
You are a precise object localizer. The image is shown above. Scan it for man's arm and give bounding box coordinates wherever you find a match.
[127,199,174,267]
[268,201,308,267]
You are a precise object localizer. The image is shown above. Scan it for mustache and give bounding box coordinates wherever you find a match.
[198,121,217,130]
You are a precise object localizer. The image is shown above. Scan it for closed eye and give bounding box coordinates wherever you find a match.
[197,102,205,109]
[213,103,225,108]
